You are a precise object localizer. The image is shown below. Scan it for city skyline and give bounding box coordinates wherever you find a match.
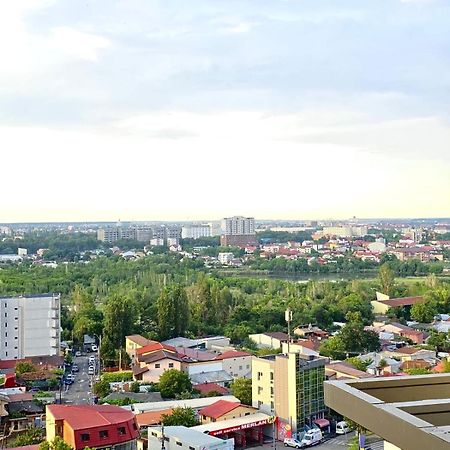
[2,1,450,222]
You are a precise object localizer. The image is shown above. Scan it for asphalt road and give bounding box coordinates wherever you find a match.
[249,433,383,450]
[61,354,96,405]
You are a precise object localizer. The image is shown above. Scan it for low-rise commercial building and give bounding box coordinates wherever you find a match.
[46,404,139,450]
[148,426,234,450]
[252,353,327,436]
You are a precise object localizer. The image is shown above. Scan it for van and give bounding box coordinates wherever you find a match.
[300,429,322,447]
[336,421,351,435]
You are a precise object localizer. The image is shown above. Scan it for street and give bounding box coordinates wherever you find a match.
[61,354,94,405]
[247,433,383,450]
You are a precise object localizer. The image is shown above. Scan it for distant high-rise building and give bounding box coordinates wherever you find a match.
[0,293,61,359]
[220,216,257,247]
[97,225,152,244]
[181,224,212,239]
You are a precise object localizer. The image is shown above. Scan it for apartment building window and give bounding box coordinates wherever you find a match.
[4,312,6,317]
[270,387,274,396]
[176,442,182,446]
[246,365,250,369]
[189,447,195,450]
[81,434,90,442]
[99,430,109,439]
[239,365,242,370]
[271,401,274,410]
[169,363,174,368]
[151,432,157,437]
[155,364,160,368]
[257,371,262,381]
[258,386,263,394]
[270,372,274,382]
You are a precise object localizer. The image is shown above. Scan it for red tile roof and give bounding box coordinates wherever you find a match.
[198,400,241,419]
[126,335,156,347]
[379,296,424,307]
[138,350,183,364]
[135,409,173,427]
[393,347,423,355]
[215,350,251,360]
[7,393,34,402]
[136,342,176,356]
[193,383,229,395]
[47,404,136,430]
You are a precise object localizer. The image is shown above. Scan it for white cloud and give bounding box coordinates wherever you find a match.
[224,22,256,34]
[50,27,111,62]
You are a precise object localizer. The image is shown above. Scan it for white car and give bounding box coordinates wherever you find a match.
[336,421,351,435]
[88,366,95,375]
[284,438,303,449]
[91,344,98,352]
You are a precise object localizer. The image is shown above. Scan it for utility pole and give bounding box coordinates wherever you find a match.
[161,423,166,450]
[285,308,293,353]
[272,412,277,450]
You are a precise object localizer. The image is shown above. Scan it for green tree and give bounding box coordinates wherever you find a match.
[319,336,347,360]
[339,312,380,354]
[158,369,192,399]
[411,299,437,323]
[378,263,395,296]
[101,292,137,364]
[9,427,44,447]
[39,436,73,450]
[15,361,37,376]
[157,285,189,340]
[346,357,373,372]
[427,330,450,352]
[230,377,252,405]
[93,379,111,398]
[161,407,199,427]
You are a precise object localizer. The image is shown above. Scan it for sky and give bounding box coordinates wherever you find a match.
[1,0,450,222]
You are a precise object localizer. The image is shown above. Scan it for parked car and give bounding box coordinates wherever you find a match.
[72,364,79,372]
[91,344,98,352]
[300,429,323,447]
[75,351,82,357]
[88,366,94,375]
[336,421,351,435]
[284,438,303,448]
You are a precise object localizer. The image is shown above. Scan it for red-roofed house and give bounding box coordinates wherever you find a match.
[133,349,184,383]
[125,335,157,359]
[215,350,252,379]
[199,399,257,423]
[46,404,139,450]
[194,383,229,396]
[371,295,424,315]
[136,342,177,357]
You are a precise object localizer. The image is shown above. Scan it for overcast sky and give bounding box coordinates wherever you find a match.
[1,0,449,222]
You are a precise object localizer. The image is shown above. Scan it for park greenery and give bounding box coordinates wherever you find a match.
[0,244,449,367]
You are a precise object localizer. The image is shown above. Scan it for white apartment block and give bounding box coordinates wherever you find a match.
[221,217,255,236]
[0,293,61,360]
[181,224,212,239]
